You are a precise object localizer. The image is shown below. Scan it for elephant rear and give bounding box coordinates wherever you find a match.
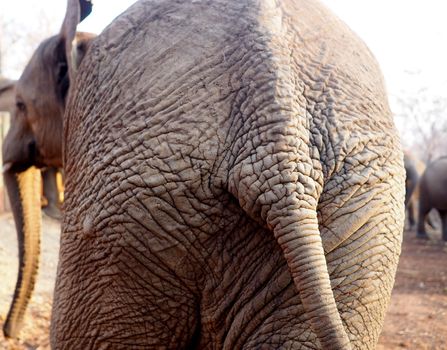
[54,0,405,349]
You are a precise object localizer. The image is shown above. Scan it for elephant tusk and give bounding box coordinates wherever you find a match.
[2,163,13,173]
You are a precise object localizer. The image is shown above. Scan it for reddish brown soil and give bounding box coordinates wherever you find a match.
[0,214,58,350]
[377,229,447,350]
[0,213,445,349]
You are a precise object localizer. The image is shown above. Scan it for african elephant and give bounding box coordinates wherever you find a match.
[417,157,447,241]
[13,0,405,348]
[1,18,94,338]
[1,78,63,219]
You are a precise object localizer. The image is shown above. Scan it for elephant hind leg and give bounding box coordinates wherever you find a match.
[51,218,200,348]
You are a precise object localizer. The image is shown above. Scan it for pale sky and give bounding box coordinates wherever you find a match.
[321,0,447,97]
[0,0,139,78]
[1,0,447,115]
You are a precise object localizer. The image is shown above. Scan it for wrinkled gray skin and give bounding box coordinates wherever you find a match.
[417,157,447,241]
[52,0,404,349]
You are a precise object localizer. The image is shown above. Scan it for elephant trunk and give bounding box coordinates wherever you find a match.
[3,167,41,338]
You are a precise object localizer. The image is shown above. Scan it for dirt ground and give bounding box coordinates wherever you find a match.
[377,227,447,350]
[0,213,446,349]
[0,214,59,350]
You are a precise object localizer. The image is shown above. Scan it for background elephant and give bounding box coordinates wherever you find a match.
[417,157,447,241]
[1,77,63,219]
[404,152,426,228]
[1,22,94,338]
[8,0,405,348]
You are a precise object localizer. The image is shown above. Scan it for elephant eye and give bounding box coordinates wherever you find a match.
[16,101,26,113]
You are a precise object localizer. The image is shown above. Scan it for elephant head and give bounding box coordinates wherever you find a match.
[3,31,95,172]
[1,0,94,338]
[1,78,64,221]
[51,0,404,349]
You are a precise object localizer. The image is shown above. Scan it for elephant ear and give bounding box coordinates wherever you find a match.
[60,0,93,80]
[0,78,16,93]
[0,79,16,114]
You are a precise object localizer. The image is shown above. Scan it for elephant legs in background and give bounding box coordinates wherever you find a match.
[416,202,430,239]
[439,210,447,241]
[406,201,416,229]
[42,168,62,220]
[416,207,447,241]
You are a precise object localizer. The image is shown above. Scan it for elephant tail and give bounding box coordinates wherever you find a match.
[267,201,351,350]
[230,163,351,350]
